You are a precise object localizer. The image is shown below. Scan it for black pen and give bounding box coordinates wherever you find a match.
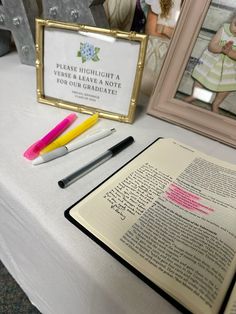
[58,136,134,188]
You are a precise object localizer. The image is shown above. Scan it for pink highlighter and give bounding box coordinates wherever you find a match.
[23,113,77,160]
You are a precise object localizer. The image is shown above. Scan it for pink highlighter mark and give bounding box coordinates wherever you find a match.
[165,183,214,215]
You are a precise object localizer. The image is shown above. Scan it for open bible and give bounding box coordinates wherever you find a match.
[65,138,236,314]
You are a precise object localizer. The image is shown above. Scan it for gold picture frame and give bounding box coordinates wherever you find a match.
[36,18,148,123]
[147,0,236,148]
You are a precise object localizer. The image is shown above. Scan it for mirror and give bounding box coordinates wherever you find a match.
[147,0,236,148]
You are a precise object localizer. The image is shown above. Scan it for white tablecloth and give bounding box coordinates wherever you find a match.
[0,52,235,314]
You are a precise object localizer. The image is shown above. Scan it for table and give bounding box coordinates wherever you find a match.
[0,52,235,314]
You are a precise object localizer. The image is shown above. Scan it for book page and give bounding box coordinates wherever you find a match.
[69,138,236,314]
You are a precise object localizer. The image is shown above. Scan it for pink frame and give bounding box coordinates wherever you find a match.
[147,0,236,148]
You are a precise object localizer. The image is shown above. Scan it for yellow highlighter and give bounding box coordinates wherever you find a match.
[40,113,99,154]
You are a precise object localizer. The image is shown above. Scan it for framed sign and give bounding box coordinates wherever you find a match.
[35,18,148,123]
[147,0,236,148]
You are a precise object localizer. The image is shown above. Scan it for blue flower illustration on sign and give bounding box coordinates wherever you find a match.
[77,42,100,63]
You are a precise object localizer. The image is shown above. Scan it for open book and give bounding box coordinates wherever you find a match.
[65,138,236,314]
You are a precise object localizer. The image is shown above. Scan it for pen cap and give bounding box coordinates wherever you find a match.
[23,141,42,160]
[108,136,134,156]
